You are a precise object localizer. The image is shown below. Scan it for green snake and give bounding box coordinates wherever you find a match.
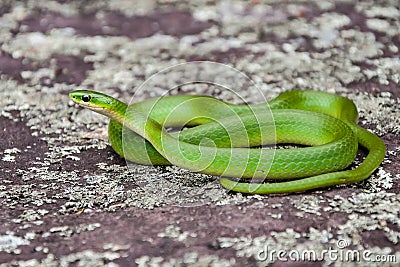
[69,89,386,194]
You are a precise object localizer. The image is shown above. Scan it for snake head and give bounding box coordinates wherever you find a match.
[69,90,125,118]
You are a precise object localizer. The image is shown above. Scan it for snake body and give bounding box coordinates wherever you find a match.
[69,90,386,194]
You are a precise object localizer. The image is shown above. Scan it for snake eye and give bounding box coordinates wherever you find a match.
[82,95,91,102]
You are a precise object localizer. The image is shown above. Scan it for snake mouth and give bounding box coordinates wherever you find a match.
[70,99,106,115]
[75,102,107,114]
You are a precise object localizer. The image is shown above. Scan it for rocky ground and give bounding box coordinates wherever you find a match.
[0,0,399,266]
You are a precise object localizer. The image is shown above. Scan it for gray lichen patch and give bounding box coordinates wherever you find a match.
[2,250,122,267]
[0,232,30,253]
[1,148,21,162]
[157,225,197,242]
[350,92,400,135]
[291,195,323,216]
[135,253,236,267]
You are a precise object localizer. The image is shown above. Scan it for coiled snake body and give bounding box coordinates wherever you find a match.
[69,90,385,194]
